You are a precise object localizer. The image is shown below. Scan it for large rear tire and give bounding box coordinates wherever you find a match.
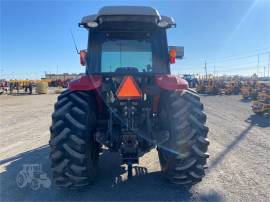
[157,89,209,185]
[49,90,99,188]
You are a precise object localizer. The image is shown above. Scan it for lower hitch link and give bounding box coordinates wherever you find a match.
[127,161,133,178]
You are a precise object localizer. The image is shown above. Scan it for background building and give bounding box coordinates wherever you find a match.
[44,73,84,81]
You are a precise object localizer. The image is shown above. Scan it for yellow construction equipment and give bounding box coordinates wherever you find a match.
[252,90,270,116]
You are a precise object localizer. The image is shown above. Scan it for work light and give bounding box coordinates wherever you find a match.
[87,22,98,28]
[157,20,169,28]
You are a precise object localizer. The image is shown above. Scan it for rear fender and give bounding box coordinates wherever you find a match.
[155,75,188,90]
[68,75,104,114]
[68,75,102,91]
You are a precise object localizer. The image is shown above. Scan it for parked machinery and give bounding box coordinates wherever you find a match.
[240,81,269,100]
[252,89,270,116]
[182,74,198,88]
[196,77,223,95]
[196,79,207,93]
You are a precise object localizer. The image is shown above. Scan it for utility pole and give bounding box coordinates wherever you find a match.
[257,54,260,78]
[204,61,208,93]
[204,61,208,79]
[264,66,266,78]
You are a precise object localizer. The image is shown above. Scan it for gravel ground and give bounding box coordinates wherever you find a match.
[0,92,269,201]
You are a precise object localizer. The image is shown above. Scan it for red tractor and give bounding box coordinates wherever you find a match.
[49,6,209,188]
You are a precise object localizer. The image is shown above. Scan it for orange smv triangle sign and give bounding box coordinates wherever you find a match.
[116,76,142,100]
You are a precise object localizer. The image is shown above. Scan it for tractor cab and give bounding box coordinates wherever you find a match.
[79,6,183,74]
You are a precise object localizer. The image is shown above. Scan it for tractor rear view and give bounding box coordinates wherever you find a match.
[49,6,209,188]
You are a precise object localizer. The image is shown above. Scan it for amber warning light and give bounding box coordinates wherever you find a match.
[116,76,142,100]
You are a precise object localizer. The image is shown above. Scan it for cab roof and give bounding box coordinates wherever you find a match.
[98,6,160,17]
[80,6,176,29]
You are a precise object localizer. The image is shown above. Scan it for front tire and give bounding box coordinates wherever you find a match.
[157,89,209,185]
[49,90,99,188]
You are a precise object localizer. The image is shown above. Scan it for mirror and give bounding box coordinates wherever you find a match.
[79,50,87,66]
[168,46,184,59]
